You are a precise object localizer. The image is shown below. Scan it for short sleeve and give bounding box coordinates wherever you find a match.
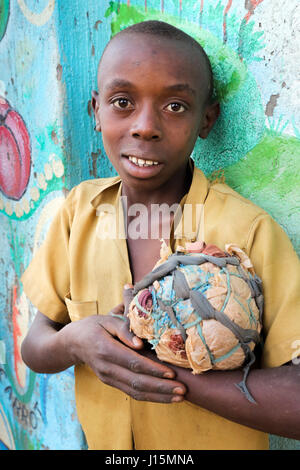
[246,214,300,368]
[21,188,76,325]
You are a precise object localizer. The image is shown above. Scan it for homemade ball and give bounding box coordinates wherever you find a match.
[127,241,263,400]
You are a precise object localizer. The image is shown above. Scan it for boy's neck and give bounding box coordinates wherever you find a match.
[121,160,193,208]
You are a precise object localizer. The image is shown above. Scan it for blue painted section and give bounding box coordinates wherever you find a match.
[0,439,9,450]
[54,2,116,188]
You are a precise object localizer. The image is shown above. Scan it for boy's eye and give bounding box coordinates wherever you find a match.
[166,102,186,113]
[112,98,133,109]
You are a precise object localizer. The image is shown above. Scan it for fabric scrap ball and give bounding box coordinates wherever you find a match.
[127,241,263,402]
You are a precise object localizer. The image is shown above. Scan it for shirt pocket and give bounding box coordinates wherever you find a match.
[64,293,98,322]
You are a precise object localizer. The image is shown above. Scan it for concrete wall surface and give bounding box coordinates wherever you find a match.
[0,0,299,450]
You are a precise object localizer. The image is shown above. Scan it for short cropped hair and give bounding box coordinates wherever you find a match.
[100,20,214,104]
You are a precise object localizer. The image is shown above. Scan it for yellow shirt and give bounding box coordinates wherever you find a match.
[21,166,300,450]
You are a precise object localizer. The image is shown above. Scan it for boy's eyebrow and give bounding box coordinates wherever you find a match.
[104,79,135,91]
[165,83,196,96]
[104,79,196,97]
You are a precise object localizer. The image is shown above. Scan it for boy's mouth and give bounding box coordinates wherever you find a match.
[127,155,159,167]
[121,154,163,179]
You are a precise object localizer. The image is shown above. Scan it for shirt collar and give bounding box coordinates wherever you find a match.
[90,176,121,209]
[184,160,209,207]
[89,162,210,245]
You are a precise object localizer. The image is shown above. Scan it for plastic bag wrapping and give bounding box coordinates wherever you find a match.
[128,241,264,403]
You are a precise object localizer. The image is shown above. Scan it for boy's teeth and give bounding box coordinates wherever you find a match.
[128,156,158,166]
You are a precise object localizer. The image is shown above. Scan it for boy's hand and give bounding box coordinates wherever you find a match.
[64,287,186,404]
[123,283,134,315]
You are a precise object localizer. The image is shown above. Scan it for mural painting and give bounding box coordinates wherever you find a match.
[0,0,10,42]
[0,0,299,450]
[0,97,31,200]
[0,0,85,450]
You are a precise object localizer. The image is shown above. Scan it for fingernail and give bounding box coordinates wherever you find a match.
[173,387,185,395]
[124,284,133,289]
[163,371,174,379]
[132,336,142,347]
[172,396,184,403]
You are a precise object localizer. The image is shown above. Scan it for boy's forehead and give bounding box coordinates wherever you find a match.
[97,33,210,99]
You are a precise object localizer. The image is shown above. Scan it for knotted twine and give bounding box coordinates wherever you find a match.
[128,244,264,403]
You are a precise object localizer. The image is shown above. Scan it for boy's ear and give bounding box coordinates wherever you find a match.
[92,90,101,132]
[199,101,220,139]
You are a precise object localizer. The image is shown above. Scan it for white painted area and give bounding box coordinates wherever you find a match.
[249,0,300,137]
[33,196,65,254]
[0,404,16,450]
[15,292,30,388]
[17,0,55,26]
[0,80,6,96]
[0,340,5,364]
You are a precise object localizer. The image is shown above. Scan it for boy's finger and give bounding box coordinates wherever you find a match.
[109,303,125,316]
[99,362,185,402]
[100,317,175,378]
[123,284,134,316]
[108,335,175,379]
[116,318,144,350]
[104,312,144,349]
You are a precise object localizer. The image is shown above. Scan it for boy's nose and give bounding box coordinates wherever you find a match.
[130,104,162,141]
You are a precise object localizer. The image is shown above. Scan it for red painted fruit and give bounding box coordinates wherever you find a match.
[0,97,31,200]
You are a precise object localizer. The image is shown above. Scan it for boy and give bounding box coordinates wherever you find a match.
[21,21,300,450]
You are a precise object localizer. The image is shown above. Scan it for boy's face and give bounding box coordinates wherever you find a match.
[92,34,219,194]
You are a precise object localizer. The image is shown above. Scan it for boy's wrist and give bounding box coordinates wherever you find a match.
[56,322,82,368]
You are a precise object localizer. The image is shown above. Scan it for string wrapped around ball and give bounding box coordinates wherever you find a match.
[127,240,264,403]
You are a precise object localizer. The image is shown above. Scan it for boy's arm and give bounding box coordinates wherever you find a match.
[123,286,300,439]
[21,312,73,373]
[21,305,186,403]
[143,349,300,440]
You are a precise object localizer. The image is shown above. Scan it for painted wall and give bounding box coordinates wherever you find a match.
[0,0,299,450]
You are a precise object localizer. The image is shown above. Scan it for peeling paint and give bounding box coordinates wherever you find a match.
[94,19,102,30]
[265,93,280,116]
[56,64,62,81]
